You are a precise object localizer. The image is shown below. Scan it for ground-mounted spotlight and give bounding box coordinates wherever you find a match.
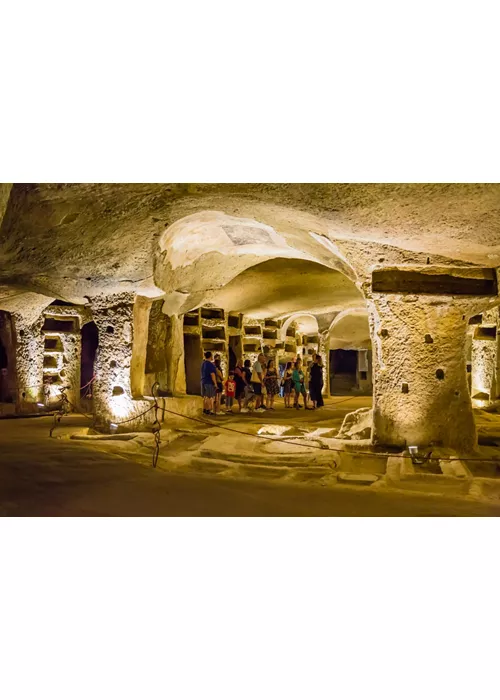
[37,402,45,408]
[408,445,431,465]
[110,422,118,430]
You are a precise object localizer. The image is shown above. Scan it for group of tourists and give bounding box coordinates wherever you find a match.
[200,351,324,416]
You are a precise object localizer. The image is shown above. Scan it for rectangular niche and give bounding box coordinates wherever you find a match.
[42,316,78,333]
[243,342,260,353]
[201,307,224,320]
[244,325,261,336]
[264,319,279,328]
[286,328,296,338]
[306,334,319,344]
[468,314,483,326]
[184,313,199,327]
[202,340,226,352]
[474,326,497,340]
[43,355,58,369]
[285,343,296,353]
[228,315,242,329]
[43,373,61,384]
[44,337,63,351]
[372,268,498,296]
[275,342,284,350]
[202,326,226,340]
[263,329,277,340]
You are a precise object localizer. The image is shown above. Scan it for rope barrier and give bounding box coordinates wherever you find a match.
[49,387,70,437]
[34,382,500,468]
[151,405,500,466]
[151,382,161,469]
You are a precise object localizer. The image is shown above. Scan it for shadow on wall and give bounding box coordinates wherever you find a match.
[184,333,202,395]
[81,321,99,398]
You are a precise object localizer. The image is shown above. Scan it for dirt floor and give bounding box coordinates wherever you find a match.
[1,397,500,516]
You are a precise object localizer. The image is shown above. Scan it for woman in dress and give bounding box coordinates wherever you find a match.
[308,354,324,409]
[282,361,294,408]
[264,358,279,410]
[292,358,310,409]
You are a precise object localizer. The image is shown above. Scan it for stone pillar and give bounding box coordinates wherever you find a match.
[12,313,44,410]
[57,329,81,408]
[90,293,151,429]
[367,296,478,452]
[165,314,186,396]
[318,333,330,397]
[130,296,154,397]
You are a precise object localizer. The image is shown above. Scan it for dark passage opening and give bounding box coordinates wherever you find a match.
[81,322,99,397]
[0,338,7,370]
[184,333,202,395]
[0,312,15,403]
[330,349,358,395]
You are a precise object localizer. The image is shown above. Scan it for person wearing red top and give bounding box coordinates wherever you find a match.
[224,372,236,414]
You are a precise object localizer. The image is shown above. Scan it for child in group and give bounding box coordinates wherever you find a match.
[224,372,236,414]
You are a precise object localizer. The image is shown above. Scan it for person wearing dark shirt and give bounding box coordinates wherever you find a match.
[200,350,217,415]
[309,354,324,409]
[233,357,247,412]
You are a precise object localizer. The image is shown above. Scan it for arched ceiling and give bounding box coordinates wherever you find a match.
[328,309,371,350]
[1,183,499,314]
[280,313,319,336]
[203,258,363,319]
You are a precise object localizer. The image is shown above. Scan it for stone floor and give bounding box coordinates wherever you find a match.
[1,406,500,516]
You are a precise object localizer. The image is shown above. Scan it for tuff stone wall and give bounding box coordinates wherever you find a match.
[41,305,91,408]
[367,293,490,452]
[90,293,152,430]
[12,313,45,410]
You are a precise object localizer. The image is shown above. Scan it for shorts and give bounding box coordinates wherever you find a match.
[202,383,216,398]
[251,382,262,396]
[226,396,234,408]
[294,383,307,397]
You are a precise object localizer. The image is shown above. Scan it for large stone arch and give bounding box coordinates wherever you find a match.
[154,211,360,315]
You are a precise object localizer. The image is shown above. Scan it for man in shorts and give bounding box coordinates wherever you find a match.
[251,353,266,413]
[200,350,217,415]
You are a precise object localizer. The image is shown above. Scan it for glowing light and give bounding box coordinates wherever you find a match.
[257,424,290,436]
[37,402,45,408]
[109,393,133,419]
[49,384,61,399]
[110,422,118,429]
[408,446,419,456]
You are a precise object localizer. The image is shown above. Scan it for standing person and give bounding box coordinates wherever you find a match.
[251,353,266,413]
[292,358,310,410]
[309,354,324,409]
[241,359,254,413]
[224,371,236,414]
[233,357,247,412]
[213,354,224,415]
[264,358,280,410]
[200,351,217,415]
[282,361,294,408]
